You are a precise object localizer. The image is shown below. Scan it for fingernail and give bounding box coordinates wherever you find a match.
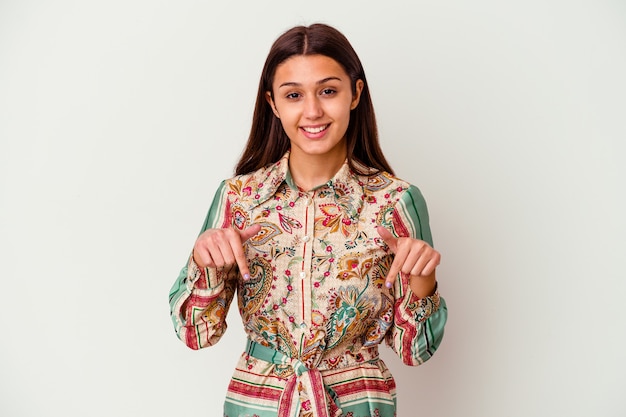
[243,273,250,281]
[385,281,392,288]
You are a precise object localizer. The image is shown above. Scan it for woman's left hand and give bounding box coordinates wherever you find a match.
[376,226,440,298]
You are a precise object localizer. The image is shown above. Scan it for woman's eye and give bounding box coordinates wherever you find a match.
[321,88,336,95]
[286,92,301,99]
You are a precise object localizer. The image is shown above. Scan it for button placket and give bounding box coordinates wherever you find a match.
[298,191,315,329]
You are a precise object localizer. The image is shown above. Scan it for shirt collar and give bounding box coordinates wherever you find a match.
[247,151,367,213]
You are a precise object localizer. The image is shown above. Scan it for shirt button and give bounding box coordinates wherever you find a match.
[299,271,306,279]
[302,235,310,242]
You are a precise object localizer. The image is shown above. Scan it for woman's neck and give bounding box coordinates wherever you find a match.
[288,151,346,191]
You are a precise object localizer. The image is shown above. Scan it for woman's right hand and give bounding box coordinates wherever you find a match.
[192,224,261,280]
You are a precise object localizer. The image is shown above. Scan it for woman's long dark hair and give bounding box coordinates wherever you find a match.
[235,23,394,176]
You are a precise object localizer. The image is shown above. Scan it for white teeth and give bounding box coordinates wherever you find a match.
[302,125,328,134]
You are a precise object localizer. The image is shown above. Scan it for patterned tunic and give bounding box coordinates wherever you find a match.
[169,152,448,417]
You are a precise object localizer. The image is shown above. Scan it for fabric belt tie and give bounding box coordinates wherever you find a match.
[245,339,342,417]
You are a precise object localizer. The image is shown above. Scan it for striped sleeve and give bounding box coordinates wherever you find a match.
[168,180,239,350]
[385,184,448,366]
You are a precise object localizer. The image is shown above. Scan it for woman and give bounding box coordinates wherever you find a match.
[169,23,447,417]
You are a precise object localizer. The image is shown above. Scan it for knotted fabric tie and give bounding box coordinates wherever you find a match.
[245,339,342,417]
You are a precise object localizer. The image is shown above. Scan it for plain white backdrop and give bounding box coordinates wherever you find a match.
[1,1,625,416]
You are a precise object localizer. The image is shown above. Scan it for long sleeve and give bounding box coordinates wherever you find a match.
[385,185,448,366]
[168,181,239,350]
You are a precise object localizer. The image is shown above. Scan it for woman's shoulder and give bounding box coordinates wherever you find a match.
[355,170,429,219]
[221,158,288,206]
[231,159,286,187]
[358,169,419,196]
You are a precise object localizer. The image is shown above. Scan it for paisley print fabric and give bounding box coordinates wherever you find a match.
[169,152,448,416]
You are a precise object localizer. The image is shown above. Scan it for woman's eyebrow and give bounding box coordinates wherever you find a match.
[278,76,342,89]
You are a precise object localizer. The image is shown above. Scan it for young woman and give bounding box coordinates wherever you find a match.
[169,23,447,417]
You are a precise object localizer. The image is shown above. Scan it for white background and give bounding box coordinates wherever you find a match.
[1,1,625,416]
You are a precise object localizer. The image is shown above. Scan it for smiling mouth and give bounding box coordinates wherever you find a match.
[301,124,329,134]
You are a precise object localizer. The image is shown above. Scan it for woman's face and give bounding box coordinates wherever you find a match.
[267,54,363,164]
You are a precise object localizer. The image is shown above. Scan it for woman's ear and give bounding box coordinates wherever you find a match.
[265,91,280,118]
[350,79,365,110]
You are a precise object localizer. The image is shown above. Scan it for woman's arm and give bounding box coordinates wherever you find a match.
[168,181,239,350]
[382,185,448,366]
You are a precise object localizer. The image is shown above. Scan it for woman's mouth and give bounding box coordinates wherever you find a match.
[301,124,329,134]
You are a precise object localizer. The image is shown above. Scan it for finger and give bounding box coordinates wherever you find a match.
[403,245,426,276]
[234,224,261,280]
[228,235,250,280]
[412,248,440,276]
[239,223,261,242]
[217,237,238,266]
[206,237,226,267]
[204,253,214,268]
[384,246,408,289]
[193,234,220,268]
[193,247,214,268]
[376,226,397,252]
[420,254,441,277]
[409,250,431,277]
[385,261,402,289]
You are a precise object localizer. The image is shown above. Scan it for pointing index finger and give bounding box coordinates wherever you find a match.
[376,226,401,289]
[235,224,261,280]
[385,254,404,289]
[376,225,400,252]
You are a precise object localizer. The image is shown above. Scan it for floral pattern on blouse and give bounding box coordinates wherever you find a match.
[169,152,447,416]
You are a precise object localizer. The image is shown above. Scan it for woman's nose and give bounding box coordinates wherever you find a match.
[303,95,323,119]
